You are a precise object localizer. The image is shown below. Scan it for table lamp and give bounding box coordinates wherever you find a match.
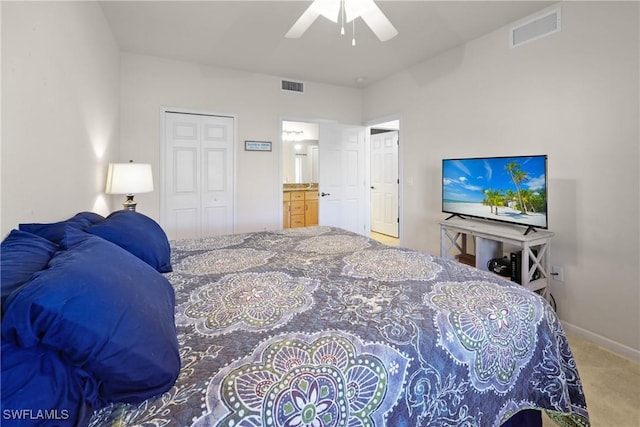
[105,161,153,211]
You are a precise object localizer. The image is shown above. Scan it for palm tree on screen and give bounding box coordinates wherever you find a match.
[484,189,504,215]
[505,161,529,214]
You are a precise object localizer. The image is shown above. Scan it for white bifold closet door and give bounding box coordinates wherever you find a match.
[161,112,235,240]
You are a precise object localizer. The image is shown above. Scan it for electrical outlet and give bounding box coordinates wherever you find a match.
[551,265,564,282]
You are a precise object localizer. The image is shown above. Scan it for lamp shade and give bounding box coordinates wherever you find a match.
[105,163,153,195]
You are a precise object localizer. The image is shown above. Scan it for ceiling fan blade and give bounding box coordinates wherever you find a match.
[358,1,398,42]
[285,6,321,38]
[314,0,340,23]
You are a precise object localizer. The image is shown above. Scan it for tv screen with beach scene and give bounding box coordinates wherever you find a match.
[442,155,548,231]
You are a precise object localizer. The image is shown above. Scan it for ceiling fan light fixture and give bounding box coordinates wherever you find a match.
[358,0,398,42]
[315,0,340,22]
[352,19,356,46]
[285,0,397,42]
[344,0,368,23]
[340,0,346,35]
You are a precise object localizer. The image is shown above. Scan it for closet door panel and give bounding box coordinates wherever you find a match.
[201,115,234,236]
[162,112,234,240]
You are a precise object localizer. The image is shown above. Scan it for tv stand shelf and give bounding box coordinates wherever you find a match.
[438,219,554,299]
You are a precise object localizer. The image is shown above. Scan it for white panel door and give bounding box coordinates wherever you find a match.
[201,118,234,237]
[318,123,366,235]
[370,131,399,237]
[162,112,234,240]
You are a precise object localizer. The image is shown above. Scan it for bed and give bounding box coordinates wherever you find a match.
[1,212,589,427]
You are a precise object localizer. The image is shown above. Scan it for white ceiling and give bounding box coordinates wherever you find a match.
[99,0,554,88]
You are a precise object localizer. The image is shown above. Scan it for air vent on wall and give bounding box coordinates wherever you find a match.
[281,79,305,93]
[510,8,561,48]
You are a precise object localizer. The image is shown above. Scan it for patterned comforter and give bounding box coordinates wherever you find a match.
[89,226,589,427]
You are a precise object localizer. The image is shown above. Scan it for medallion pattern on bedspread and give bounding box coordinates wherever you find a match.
[176,272,318,336]
[342,249,443,282]
[296,234,371,254]
[84,228,589,427]
[171,233,248,251]
[174,248,274,275]
[426,281,544,393]
[530,306,589,421]
[277,225,332,237]
[193,331,409,427]
[324,280,424,346]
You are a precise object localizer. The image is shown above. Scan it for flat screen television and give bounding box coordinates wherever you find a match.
[442,155,548,233]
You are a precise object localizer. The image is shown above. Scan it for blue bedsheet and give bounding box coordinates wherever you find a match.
[88,227,589,427]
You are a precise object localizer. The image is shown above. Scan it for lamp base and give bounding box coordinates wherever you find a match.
[123,194,137,212]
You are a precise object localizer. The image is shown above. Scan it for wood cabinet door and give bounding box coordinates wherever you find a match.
[283,201,291,228]
[290,215,305,228]
[305,199,319,226]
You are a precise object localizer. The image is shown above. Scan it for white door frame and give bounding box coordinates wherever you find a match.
[160,106,238,236]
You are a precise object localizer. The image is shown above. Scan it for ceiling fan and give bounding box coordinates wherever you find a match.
[285,0,398,43]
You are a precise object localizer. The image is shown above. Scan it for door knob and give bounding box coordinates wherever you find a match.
[320,192,331,197]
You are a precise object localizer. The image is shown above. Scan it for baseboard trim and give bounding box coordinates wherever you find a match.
[562,321,640,361]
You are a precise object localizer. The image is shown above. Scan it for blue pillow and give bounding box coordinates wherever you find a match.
[1,229,58,308]
[1,341,99,426]
[2,232,180,404]
[86,210,172,273]
[19,211,105,243]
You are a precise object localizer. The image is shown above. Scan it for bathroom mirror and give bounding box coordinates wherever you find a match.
[282,121,319,184]
[283,140,318,184]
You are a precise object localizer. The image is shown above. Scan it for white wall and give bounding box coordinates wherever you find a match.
[118,53,362,233]
[1,1,120,237]
[363,1,640,355]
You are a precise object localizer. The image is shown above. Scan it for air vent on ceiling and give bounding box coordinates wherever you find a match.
[510,8,561,48]
[281,79,305,93]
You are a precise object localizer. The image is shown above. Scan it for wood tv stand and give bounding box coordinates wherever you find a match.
[439,218,554,300]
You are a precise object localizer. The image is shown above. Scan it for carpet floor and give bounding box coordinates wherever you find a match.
[542,333,640,426]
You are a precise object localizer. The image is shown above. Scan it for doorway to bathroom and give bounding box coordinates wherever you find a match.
[281,119,367,236]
